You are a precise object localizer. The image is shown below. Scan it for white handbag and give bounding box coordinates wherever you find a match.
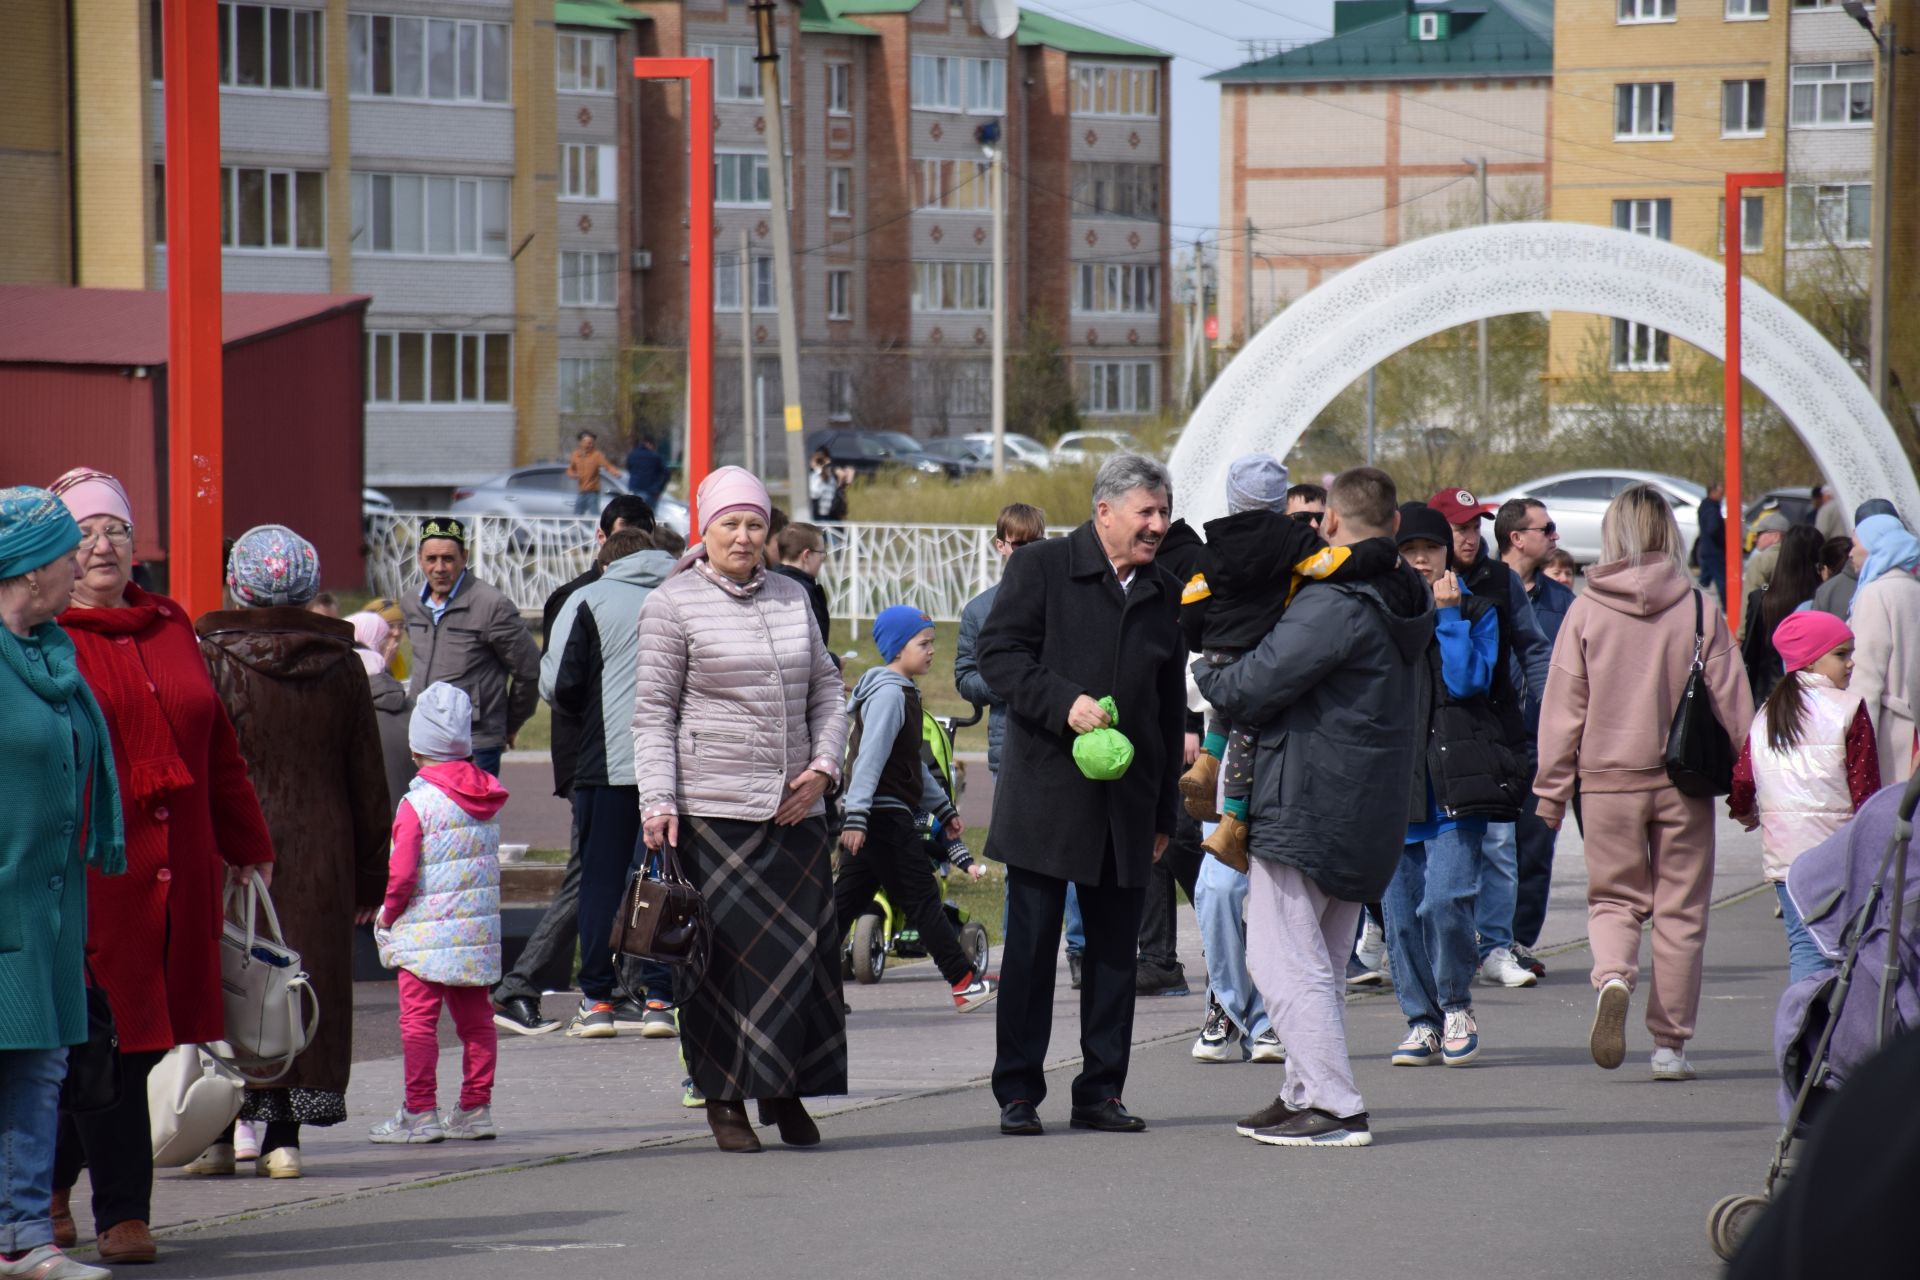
[219,880,321,1083]
[149,1043,246,1167]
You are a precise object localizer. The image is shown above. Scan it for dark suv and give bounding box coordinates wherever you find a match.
[808,430,947,479]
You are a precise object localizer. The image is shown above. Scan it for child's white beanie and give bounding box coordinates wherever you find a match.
[410,681,474,761]
[1226,453,1290,515]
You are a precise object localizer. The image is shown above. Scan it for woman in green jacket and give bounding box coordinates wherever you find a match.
[0,487,124,1280]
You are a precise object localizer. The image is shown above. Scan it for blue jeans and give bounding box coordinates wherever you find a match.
[472,745,503,777]
[1475,821,1520,960]
[574,489,597,516]
[0,1047,68,1253]
[1777,883,1828,985]
[1193,851,1273,1040]
[1383,825,1483,1029]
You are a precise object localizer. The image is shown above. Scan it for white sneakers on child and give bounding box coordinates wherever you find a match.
[441,1105,499,1139]
[368,1107,447,1144]
[1650,1047,1697,1081]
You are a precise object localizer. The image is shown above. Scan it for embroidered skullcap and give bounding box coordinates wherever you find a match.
[419,516,468,546]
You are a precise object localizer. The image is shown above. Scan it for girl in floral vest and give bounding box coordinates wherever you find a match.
[370,682,508,1144]
[1729,612,1880,984]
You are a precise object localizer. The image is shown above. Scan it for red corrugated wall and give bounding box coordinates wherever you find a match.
[0,365,164,560]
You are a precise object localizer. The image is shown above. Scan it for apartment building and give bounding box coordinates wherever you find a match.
[1212,0,1553,349]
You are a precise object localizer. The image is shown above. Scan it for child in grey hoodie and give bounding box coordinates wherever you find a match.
[837,605,996,1012]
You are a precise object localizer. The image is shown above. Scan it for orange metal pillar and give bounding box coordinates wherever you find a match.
[633,57,714,531]
[162,0,225,618]
[1722,171,1784,635]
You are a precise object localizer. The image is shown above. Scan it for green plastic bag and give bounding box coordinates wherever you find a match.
[1072,696,1134,781]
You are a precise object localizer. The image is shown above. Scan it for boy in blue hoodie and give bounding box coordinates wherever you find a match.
[838,606,996,1012]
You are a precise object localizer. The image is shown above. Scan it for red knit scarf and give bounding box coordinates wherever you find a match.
[59,586,194,804]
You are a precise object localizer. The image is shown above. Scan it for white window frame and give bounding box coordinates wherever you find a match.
[715,255,775,313]
[1417,13,1441,39]
[826,369,854,422]
[965,58,1005,114]
[1614,82,1675,140]
[558,357,615,414]
[1791,0,1868,8]
[1069,63,1159,118]
[1722,79,1767,137]
[1078,359,1155,415]
[828,166,852,219]
[1611,320,1670,372]
[690,43,788,104]
[346,12,510,105]
[1716,195,1766,253]
[826,270,851,321]
[714,150,771,208]
[559,250,619,307]
[1788,182,1872,247]
[217,3,325,93]
[1790,62,1874,129]
[910,54,962,111]
[1612,197,1673,241]
[913,158,994,212]
[912,261,993,313]
[827,62,851,116]
[364,329,513,406]
[560,144,616,201]
[221,165,327,252]
[1618,0,1677,21]
[1073,264,1159,315]
[555,32,614,94]
[349,172,507,257]
[1725,0,1770,18]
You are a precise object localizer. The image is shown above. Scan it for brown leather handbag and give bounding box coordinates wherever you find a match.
[609,844,711,1008]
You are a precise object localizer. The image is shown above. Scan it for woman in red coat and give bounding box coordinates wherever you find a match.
[48,469,275,1267]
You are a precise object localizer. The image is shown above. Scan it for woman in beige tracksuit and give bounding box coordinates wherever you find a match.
[1534,485,1752,1081]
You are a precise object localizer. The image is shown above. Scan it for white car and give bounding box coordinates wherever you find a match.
[1482,470,1705,566]
[961,431,1053,471]
[1052,430,1139,466]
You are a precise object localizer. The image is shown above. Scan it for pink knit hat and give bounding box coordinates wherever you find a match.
[1772,610,1853,673]
[48,468,134,526]
[695,465,771,535]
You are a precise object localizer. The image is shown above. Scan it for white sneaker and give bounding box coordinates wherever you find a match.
[1355,916,1387,973]
[0,1245,111,1279]
[183,1141,236,1176]
[1191,999,1242,1062]
[1479,946,1538,988]
[1442,1008,1480,1067]
[233,1118,262,1161]
[1248,1027,1287,1063]
[441,1104,499,1140]
[1650,1047,1697,1081]
[1590,977,1631,1070]
[256,1146,303,1179]
[368,1107,447,1144]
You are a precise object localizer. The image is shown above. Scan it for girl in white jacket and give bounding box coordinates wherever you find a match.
[1729,611,1880,982]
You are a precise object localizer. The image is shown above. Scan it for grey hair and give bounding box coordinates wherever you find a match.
[1090,452,1174,519]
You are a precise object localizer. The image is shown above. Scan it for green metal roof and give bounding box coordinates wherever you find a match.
[800,0,884,36]
[1210,0,1551,84]
[555,0,641,31]
[1016,11,1166,58]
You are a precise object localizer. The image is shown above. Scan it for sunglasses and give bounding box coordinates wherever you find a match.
[1289,510,1323,526]
[1521,522,1558,536]
[997,537,1038,549]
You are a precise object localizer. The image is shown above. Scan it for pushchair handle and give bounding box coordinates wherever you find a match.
[948,702,985,731]
[1900,768,1920,826]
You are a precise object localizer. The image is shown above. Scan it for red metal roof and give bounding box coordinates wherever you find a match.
[0,285,371,366]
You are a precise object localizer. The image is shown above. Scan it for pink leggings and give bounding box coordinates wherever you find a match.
[397,971,497,1114]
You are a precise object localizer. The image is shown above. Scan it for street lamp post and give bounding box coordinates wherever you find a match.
[978,120,1007,477]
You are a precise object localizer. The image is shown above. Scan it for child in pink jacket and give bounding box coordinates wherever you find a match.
[370,682,508,1145]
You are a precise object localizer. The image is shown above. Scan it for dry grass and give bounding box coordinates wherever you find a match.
[837,462,1107,528]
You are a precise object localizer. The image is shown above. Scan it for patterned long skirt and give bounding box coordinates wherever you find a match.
[679,815,847,1102]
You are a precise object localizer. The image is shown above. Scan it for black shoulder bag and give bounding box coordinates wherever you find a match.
[1664,589,1735,798]
[60,965,121,1114]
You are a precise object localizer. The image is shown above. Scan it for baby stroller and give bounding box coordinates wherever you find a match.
[842,704,991,985]
[1706,772,1920,1260]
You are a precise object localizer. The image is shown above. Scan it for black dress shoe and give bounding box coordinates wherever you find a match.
[756,1097,822,1147]
[999,1100,1044,1136]
[1069,1098,1147,1132]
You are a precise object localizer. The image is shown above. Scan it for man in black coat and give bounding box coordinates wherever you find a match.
[979,454,1185,1136]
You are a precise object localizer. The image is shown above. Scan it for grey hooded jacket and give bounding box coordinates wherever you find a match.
[542,549,675,788]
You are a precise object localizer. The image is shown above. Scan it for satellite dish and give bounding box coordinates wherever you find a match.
[979,0,1018,40]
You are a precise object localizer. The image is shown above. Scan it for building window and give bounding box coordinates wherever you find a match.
[1070,161,1163,218]
[827,62,851,115]
[966,58,1005,113]
[909,55,1002,113]
[352,172,508,256]
[714,151,771,207]
[215,4,324,91]
[561,144,616,200]
[1726,0,1769,17]
[827,270,851,320]
[829,167,852,218]
[1722,79,1767,136]
[715,255,775,312]
[558,358,615,414]
[347,12,509,103]
[912,158,995,211]
[556,32,613,93]
[1614,82,1675,139]
[1788,183,1872,246]
[1618,0,1676,20]
[690,43,787,104]
[1790,0,1855,8]
[204,166,326,250]
[559,250,619,306]
[827,369,853,421]
[365,330,512,405]
[1074,264,1159,315]
[916,362,991,418]
[912,261,992,312]
[1612,197,1673,240]
[1716,195,1766,253]
[1070,63,1159,117]
[1611,321,1670,372]
[1078,359,1154,415]
[1416,13,1441,39]
[1790,62,1874,127]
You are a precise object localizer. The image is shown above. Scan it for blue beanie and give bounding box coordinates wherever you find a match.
[873,605,934,663]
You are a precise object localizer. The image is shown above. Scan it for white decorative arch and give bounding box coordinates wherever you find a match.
[1169,222,1917,528]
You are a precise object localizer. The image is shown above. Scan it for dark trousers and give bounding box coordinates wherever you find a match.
[1512,793,1558,949]
[834,807,973,986]
[993,858,1145,1109]
[1137,810,1203,971]
[573,784,670,1003]
[494,789,650,1004]
[54,1048,165,1231]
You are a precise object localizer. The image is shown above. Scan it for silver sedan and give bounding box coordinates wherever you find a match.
[1482,469,1705,565]
[451,464,689,535]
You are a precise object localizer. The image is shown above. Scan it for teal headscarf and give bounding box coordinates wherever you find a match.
[0,485,82,579]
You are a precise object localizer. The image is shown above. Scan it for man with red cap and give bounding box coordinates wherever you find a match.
[1428,487,1553,990]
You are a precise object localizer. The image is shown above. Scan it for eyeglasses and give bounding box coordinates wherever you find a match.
[1289,511,1323,526]
[80,523,134,548]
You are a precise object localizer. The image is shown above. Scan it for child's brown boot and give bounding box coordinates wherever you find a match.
[1202,814,1250,873]
[1178,754,1221,822]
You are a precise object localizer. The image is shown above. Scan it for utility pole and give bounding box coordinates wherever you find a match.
[1243,217,1255,347]
[739,230,754,472]
[982,123,1008,476]
[1186,236,1205,409]
[1475,156,1490,424]
[750,0,806,504]
[1869,16,1896,411]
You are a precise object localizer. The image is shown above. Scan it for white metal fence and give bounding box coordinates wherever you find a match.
[366,513,1064,633]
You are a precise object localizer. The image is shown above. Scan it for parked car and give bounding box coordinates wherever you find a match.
[450,464,689,534]
[1482,469,1705,565]
[1052,430,1139,466]
[363,487,395,519]
[917,439,998,477]
[808,430,946,479]
[960,431,1053,471]
[1743,486,1819,550]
